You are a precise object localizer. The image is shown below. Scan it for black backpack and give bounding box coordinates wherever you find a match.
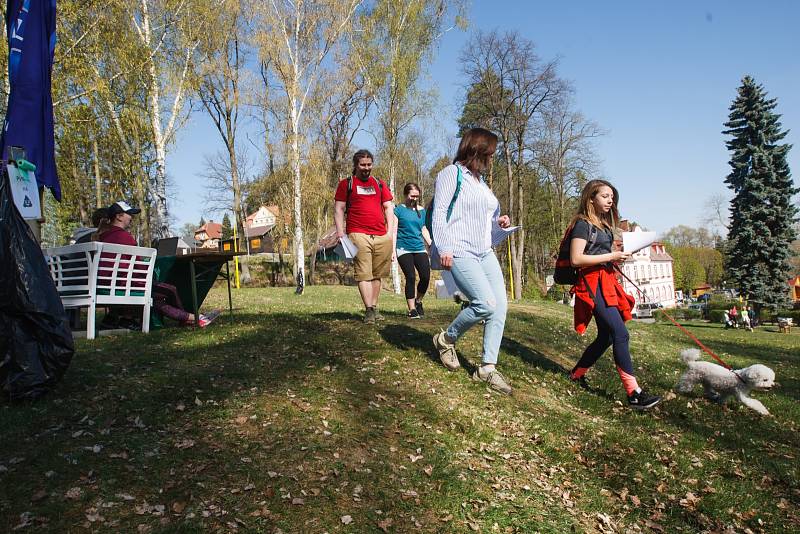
[553,221,598,285]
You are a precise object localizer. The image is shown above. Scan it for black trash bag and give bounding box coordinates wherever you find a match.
[0,167,74,401]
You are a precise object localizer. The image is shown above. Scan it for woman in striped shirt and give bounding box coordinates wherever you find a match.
[431,128,514,395]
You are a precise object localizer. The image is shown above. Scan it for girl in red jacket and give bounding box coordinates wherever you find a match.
[567,180,661,410]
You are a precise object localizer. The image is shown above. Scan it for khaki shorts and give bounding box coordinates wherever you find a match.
[349,232,392,282]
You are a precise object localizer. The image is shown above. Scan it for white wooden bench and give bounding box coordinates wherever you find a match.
[44,242,157,340]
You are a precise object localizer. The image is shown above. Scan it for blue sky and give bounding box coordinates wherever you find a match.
[167,0,799,235]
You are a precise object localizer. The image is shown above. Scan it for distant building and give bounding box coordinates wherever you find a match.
[315,225,341,261]
[691,284,712,298]
[194,221,222,249]
[789,275,800,303]
[244,205,282,253]
[245,205,280,229]
[617,222,676,308]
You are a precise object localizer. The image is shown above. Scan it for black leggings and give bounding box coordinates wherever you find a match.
[397,252,430,301]
[572,279,636,384]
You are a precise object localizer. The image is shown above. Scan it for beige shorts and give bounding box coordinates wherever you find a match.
[349,232,392,282]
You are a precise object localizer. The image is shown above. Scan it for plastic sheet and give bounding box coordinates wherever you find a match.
[0,167,74,401]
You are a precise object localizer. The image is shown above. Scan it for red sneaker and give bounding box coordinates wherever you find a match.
[198,310,221,328]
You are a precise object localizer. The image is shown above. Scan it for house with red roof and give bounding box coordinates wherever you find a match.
[194,220,222,249]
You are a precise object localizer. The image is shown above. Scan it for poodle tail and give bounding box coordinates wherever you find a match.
[680,348,702,364]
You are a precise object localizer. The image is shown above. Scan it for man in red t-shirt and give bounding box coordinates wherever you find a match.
[334,149,394,324]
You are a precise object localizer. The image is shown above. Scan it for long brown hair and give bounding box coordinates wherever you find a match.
[91,209,115,241]
[403,182,422,217]
[453,128,497,176]
[570,179,619,231]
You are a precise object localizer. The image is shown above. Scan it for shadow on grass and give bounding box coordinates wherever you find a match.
[376,322,480,373]
[0,311,498,532]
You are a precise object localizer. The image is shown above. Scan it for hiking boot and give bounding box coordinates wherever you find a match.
[374,308,385,321]
[472,366,513,396]
[627,389,662,410]
[415,301,425,317]
[407,309,421,319]
[364,307,377,324]
[432,330,460,370]
[566,372,590,391]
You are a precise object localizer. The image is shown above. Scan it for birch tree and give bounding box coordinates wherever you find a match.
[127,0,202,237]
[253,0,363,292]
[355,0,464,293]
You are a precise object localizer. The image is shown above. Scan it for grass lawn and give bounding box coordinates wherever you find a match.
[1,285,798,533]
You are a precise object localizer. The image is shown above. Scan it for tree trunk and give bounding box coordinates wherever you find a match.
[388,149,401,294]
[514,172,524,300]
[93,138,102,208]
[135,172,150,245]
[290,104,305,294]
[503,137,520,300]
[140,0,170,239]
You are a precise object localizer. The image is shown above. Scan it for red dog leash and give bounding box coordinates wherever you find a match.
[611,264,745,381]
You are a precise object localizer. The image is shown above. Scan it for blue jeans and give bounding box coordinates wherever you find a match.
[446,251,508,365]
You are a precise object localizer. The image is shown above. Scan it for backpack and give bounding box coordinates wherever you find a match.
[553,220,598,285]
[346,176,385,214]
[424,165,463,269]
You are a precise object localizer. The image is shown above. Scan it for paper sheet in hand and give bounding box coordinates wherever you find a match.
[333,235,358,262]
[491,224,520,247]
[436,271,460,298]
[622,231,657,253]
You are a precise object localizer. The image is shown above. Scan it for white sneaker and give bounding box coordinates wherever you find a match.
[432,330,460,370]
[472,366,512,395]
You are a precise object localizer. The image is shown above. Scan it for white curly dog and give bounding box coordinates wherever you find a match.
[675,348,775,415]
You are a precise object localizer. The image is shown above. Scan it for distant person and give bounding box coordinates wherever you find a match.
[94,201,218,329]
[566,180,661,410]
[741,305,752,331]
[430,128,514,395]
[333,150,395,324]
[393,183,431,319]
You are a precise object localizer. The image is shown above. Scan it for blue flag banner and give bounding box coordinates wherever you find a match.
[2,0,59,200]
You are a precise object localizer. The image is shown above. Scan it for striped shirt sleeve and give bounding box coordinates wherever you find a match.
[431,164,458,255]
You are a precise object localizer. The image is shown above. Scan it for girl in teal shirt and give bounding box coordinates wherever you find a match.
[393,183,431,318]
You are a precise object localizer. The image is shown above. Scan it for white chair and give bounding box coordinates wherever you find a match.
[44,242,156,339]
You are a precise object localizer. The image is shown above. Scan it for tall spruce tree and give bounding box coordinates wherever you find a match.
[723,76,798,313]
[221,213,233,240]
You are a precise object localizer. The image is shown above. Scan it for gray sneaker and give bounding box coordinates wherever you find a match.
[472,367,513,395]
[364,307,377,324]
[432,330,460,370]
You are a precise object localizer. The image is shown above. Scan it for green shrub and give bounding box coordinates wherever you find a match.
[760,309,800,323]
[546,284,572,302]
[522,272,546,300]
[655,308,703,322]
[708,309,727,323]
[707,296,739,310]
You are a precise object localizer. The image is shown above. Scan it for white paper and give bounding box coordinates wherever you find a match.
[435,271,461,299]
[333,235,358,262]
[622,231,656,253]
[491,224,520,247]
[7,163,41,220]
